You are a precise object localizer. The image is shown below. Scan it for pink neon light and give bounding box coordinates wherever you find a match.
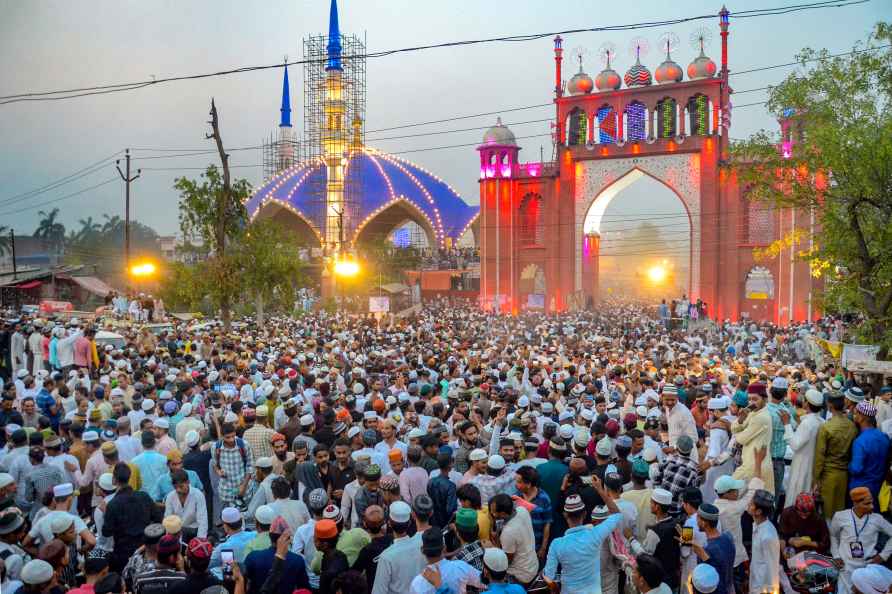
[500,165,512,177]
[781,141,792,159]
[526,163,541,177]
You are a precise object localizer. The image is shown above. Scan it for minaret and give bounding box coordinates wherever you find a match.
[278,64,294,171]
[323,0,347,253]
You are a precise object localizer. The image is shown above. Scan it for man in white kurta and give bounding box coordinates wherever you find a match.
[663,385,699,462]
[27,330,44,376]
[749,489,780,594]
[782,389,824,508]
[830,487,892,594]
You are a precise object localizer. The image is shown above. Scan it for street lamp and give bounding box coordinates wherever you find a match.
[129,261,158,278]
[333,257,360,278]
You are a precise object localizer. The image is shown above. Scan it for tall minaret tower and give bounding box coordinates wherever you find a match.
[278,64,295,171]
[323,0,347,254]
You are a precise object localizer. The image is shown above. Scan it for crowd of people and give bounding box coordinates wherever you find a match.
[418,248,480,271]
[0,298,889,594]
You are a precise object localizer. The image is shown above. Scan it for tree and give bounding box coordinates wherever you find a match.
[231,218,306,326]
[173,163,250,327]
[732,23,892,356]
[33,208,66,252]
[0,226,10,257]
[76,217,101,243]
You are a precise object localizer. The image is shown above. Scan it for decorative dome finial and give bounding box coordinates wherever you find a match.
[655,32,683,84]
[687,27,717,80]
[595,42,621,92]
[624,37,652,87]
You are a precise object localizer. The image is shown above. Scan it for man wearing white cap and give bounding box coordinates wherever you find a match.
[701,397,733,504]
[372,500,426,594]
[245,457,279,529]
[629,488,682,592]
[209,506,257,578]
[174,403,202,451]
[153,418,177,456]
[782,389,825,508]
[20,559,55,594]
[23,483,95,550]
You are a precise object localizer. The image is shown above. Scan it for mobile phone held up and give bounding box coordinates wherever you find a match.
[681,526,694,544]
[221,549,234,577]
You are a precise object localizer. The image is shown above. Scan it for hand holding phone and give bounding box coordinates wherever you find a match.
[221,549,234,578]
[681,526,694,544]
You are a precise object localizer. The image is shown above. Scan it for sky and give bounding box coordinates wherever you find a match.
[0,0,885,238]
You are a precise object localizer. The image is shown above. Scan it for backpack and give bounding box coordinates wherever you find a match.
[214,437,248,471]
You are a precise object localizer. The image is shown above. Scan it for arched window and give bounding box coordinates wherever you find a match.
[688,94,710,135]
[625,101,647,141]
[656,98,677,138]
[519,193,544,245]
[597,105,617,144]
[566,108,587,146]
[745,267,775,300]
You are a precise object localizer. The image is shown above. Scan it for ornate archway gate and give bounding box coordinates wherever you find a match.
[476,11,818,322]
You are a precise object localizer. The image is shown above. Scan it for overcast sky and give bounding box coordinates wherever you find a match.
[0,0,884,238]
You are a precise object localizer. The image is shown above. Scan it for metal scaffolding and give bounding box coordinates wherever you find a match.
[300,32,366,254]
[261,130,299,183]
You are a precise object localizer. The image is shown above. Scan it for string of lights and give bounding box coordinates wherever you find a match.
[0,0,871,105]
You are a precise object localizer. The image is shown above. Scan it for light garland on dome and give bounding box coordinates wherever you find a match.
[249,198,325,245]
[376,154,445,239]
[351,196,441,248]
[625,102,646,142]
[598,106,616,144]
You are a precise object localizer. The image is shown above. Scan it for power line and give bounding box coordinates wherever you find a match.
[0,151,122,207]
[0,0,870,105]
[0,178,118,217]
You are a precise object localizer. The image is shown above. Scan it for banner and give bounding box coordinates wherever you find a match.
[368,296,390,313]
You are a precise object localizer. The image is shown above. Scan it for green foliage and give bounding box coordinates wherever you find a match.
[360,237,422,284]
[174,165,250,254]
[230,218,307,324]
[33,208,67,251]
[731,23,892,355]
[156,261,210,313]
[172,165,251,325]
[0,226,10,257]
[63,213,161,280]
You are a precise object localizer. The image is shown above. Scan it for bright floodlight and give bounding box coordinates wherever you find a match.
[647,265,667,283]
[333,258,360,278]
[129,261,157,278]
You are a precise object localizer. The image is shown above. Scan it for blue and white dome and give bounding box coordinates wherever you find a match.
[246,148,478,246]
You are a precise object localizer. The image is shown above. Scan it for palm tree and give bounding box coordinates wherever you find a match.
[33,208,67,253]
[101,214,123,235]
[0,225,10,257]
[76,217,102,243]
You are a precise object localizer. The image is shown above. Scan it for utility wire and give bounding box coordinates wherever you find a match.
[0,0,870,105]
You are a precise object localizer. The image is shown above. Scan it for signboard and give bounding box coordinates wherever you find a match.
[846,359,892,375]
[369,296,390,313]
[745,267,774,300]
[39,300,74,313]
[527,293,546,309]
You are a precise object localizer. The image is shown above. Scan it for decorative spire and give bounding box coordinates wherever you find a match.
[279,64,292,128]
[326,0,343,71]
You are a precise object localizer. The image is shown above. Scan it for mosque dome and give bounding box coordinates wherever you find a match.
[567,65,595,95]
[687,48,717,80]
[482,117,517,146]
[624,56,652,88]
[245,148,478,245]
[594,55,621,92]
[655,49,683,84]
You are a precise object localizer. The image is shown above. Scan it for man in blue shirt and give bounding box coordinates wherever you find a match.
[543,475,623,593]
[209,507,257,579]
[131,432,169,495]
[244,517,309,594]
[849,401,891,502]
[689,503,735,594]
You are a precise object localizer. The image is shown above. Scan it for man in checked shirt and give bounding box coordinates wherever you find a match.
[651,434,701,515]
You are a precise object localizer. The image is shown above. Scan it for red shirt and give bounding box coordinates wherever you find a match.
[67,584,96,594]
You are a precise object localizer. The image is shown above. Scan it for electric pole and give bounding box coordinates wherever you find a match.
[115,148,141,271]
